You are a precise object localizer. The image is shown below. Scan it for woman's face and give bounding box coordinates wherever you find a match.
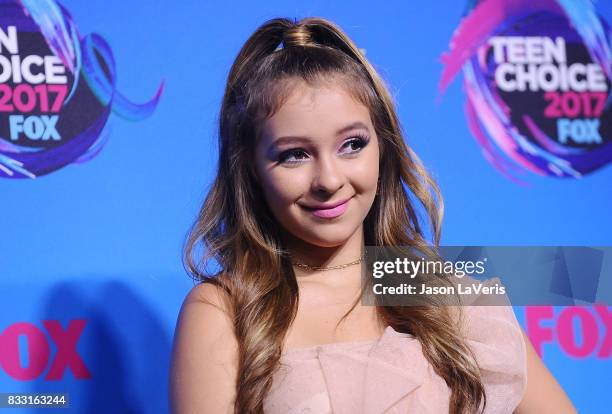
[253,80,380,248]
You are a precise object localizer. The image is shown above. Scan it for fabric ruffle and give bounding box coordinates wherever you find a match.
[264,281,527,413]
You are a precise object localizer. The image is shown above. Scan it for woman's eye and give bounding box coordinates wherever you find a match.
[278,149,309,164]
[340,137,368,154]
[277,137,368,164]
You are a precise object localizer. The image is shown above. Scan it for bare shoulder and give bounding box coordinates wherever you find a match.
[184,279,233,313]
[169,280,238,414]
[514,325,577,414]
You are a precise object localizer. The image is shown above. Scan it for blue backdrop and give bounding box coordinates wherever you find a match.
[1,0,610,412]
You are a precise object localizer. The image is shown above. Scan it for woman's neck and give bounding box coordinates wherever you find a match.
[282,225,366,288]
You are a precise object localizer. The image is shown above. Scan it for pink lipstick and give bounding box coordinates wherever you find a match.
[301,197,352,219]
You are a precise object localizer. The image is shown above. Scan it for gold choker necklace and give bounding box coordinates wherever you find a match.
[291,252,366,271]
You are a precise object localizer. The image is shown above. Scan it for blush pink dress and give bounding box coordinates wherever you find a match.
[263,303,527,413]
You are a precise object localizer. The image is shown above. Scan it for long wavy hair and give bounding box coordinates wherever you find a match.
[184,17,486,414]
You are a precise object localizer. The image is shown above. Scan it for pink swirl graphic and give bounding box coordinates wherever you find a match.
[439,0,611,183]
[0,0,164,178]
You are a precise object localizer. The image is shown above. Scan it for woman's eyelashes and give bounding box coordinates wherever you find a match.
[341,135,370,154]
[276,135,370,165]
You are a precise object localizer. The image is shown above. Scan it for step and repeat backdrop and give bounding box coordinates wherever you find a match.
[1,0,610,412]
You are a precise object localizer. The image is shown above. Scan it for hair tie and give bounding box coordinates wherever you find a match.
[278,26,313,49]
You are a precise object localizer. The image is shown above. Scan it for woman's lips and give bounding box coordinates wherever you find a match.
[301,198,351,219]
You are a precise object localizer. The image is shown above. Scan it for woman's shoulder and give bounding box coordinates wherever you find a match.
[451,277,529,412]
[175,276,237,346]
[170,277,238,413]
[183,277,233,313]
[174,278,236,353]
[451,281,576,412]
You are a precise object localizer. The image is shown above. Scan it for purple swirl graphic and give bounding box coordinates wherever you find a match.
[439,0,611,184]
[0,0,164,179]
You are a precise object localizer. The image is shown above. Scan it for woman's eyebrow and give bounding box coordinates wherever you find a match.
[270,121,370,148]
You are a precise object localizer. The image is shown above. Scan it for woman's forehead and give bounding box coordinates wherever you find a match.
[259,83,373,142]
[258,73,370,114]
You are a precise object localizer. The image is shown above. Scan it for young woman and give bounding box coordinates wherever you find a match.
[169,17,577,414]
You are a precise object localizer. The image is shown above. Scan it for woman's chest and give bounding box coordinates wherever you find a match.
[282,283,385,351]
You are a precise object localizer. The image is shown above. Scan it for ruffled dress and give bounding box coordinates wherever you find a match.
[263,300,527,413]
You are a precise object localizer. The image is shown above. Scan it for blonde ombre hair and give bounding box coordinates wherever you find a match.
[184,17,487,414]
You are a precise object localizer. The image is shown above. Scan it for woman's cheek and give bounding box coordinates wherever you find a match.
[352,161,379,193]
[264,170,307,205]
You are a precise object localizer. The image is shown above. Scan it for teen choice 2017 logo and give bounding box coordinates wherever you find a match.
[0,0,164,179]
[439,0,611,184]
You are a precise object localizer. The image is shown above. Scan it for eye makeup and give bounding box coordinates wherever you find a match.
[276,133,370,165]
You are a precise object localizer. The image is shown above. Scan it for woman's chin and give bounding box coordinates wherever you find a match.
[297,230,355,248]
[281,220,362,249]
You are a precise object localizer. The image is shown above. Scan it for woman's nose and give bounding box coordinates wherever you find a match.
[310,154,345,194]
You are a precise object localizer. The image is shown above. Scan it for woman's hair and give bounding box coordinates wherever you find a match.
[184,17,486,414]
